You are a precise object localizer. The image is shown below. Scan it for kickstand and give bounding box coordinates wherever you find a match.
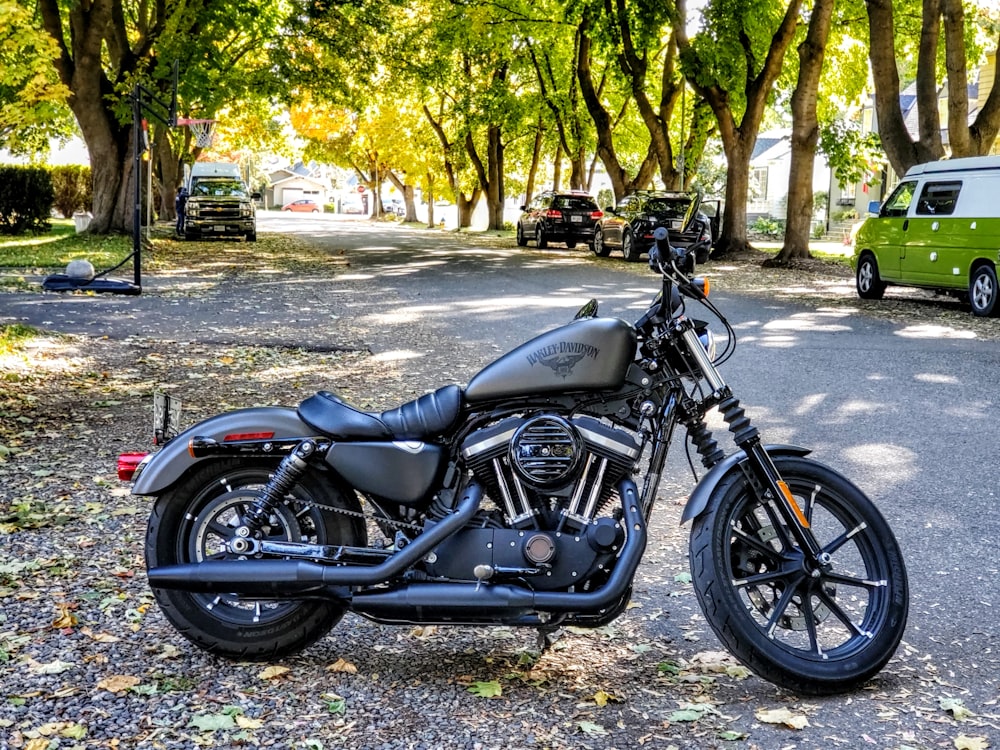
[536,626,563,654]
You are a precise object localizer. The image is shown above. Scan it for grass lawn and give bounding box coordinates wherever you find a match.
[0,219,133,269]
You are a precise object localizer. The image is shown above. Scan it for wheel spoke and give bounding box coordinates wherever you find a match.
[816,585,871,638]
[763,580,802,638]
[730,523,784,562]
[732,569,793,589]
[821,570,886,592]
[821,521,868,557]
[800,589,823,656]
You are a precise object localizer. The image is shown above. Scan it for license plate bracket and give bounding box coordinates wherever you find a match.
[154,392,182,445]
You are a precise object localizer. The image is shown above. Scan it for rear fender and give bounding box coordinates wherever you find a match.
[131,407,318,496]
[680,444,811,524]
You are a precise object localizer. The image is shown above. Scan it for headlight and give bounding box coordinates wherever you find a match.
[698,330,717,362]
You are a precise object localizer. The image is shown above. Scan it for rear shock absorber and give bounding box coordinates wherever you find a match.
[241,439,324,530]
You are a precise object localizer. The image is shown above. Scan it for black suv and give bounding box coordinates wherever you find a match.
[594,191,719,262]
[517,190,603,249]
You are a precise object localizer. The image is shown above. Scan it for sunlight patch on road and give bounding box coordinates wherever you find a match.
[894,324,977,340]
[914,373,960,385]
[372,349,424,362]
[841,443,917,481]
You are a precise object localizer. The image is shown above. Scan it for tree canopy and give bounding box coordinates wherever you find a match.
[5,0,1000,254]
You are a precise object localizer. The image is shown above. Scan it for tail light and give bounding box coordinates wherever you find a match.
[117,452,148,481]
[590,210,603,220]
[545,209,563,219]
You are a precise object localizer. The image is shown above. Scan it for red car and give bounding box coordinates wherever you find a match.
[282,199,321,213]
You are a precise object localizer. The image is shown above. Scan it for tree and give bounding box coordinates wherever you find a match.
[0,2,75,158]
[772,0,835,264]
[867,0,1000,178]
[675,0,803,257]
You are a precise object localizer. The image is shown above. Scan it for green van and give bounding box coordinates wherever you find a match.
[851,155,1000,316]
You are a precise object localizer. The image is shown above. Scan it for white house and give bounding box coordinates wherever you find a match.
[267,164,330,209]
[747,130,832,222]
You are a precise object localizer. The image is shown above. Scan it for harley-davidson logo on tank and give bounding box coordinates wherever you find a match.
[526,341,600,378]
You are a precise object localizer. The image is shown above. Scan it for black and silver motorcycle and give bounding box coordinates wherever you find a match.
[122,227,908,695]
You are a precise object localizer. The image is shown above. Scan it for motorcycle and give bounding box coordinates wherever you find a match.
[120,226,908,695]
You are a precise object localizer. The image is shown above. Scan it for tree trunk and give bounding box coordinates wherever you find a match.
[577,14,657,200]
[552,142,562,190]
[524,118,544,205]
[774,0,834,264]
[425,172,436,229]
[422,104,480,228]
[674,0,803,257]
[943,0,1000,156]
[865,0,942,177]
[386,170,418,222]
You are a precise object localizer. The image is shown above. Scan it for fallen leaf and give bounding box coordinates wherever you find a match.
[80,628,120,643]
[592,689,621,707]
[97,675,140,693]
[236,715,264,730]
[258,665,290,680]
[955,736,989,750]
[326,658,358,674]
[467,680,502,698]
[189,712,237,731]
[755,707,810,730]
[941,697,974,721]
[577,720,607,736]
[29,659,74,675]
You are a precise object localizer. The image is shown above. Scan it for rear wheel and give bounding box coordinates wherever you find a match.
[969,265,999,316]
[623,230,641,262]
[856,253,886,300]
[593,228,610,257]
[689,456,908,694]
[536,225,548,248]
[516,223,528,247]
[145,459,366,660]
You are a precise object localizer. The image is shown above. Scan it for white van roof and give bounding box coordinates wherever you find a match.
[190,162,241,178]
[905,155,1000,178]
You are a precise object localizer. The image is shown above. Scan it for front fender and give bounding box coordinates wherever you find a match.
[679,444,811,525]
[131,407,319,496]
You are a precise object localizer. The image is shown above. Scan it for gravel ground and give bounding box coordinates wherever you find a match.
[1,228,998,749]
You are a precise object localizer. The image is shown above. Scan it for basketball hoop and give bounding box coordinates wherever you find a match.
[176,117,216,148]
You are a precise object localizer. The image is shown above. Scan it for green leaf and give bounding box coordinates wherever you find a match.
[657,660,682,675]
[718,730,749,741]
[577,720,607,735]
[669,708,705,722]
[940,697,974,721]
[467,680,502,698]
[673,571,692,584]
[189,712,238,731]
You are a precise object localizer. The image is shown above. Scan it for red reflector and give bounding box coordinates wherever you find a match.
[117,452,148,481]
[223,432,276,442]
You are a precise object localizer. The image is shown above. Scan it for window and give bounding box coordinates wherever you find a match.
[915,181,962,216]
[880,180,917,218]
[750,167,768,201]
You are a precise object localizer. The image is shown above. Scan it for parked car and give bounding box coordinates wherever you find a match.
[516,190,603,249]
[384,198,406,217]
[282,199,320,213]
[852,155,1000,316]
[184,177,258,242]
[594,191,718,263]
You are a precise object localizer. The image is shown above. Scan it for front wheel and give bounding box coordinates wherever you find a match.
[689,456,908,694]
[145,459,366,660]
[856,253,886,300]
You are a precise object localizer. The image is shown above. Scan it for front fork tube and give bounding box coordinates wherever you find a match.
[639,394,678,520]
[680,324,824,560]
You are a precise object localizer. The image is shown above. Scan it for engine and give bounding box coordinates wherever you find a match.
[460,413,640,532]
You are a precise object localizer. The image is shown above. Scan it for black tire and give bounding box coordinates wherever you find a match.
[689,456,908,695]
[516,223,528,247]
[536,225,548,249]
[969,264,1000,317]
[856,253,886,300]
[623,230,641,262]
[145,459,366,660]
[593,228,610,257]
[566,240,577,249]
[246,232,257,242]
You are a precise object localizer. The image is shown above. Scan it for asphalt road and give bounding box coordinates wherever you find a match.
[4,212,1000,746]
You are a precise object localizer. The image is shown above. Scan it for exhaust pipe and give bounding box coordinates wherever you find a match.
[147,482,483,594]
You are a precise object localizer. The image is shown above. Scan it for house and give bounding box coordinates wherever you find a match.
[746,130,832,224]
[267,163,330,209]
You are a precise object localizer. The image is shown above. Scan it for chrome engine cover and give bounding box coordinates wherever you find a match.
[509,415,581,489]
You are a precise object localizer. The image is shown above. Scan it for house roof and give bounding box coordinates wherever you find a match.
[270,173,327,188]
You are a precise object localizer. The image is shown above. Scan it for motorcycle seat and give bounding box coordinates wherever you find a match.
[298,385,462,441]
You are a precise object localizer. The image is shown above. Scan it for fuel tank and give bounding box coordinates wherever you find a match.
[465,317,637,403]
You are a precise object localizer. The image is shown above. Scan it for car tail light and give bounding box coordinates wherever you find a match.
[590,210,603,219]
[117,452,148,481]
[545,209,563,219]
